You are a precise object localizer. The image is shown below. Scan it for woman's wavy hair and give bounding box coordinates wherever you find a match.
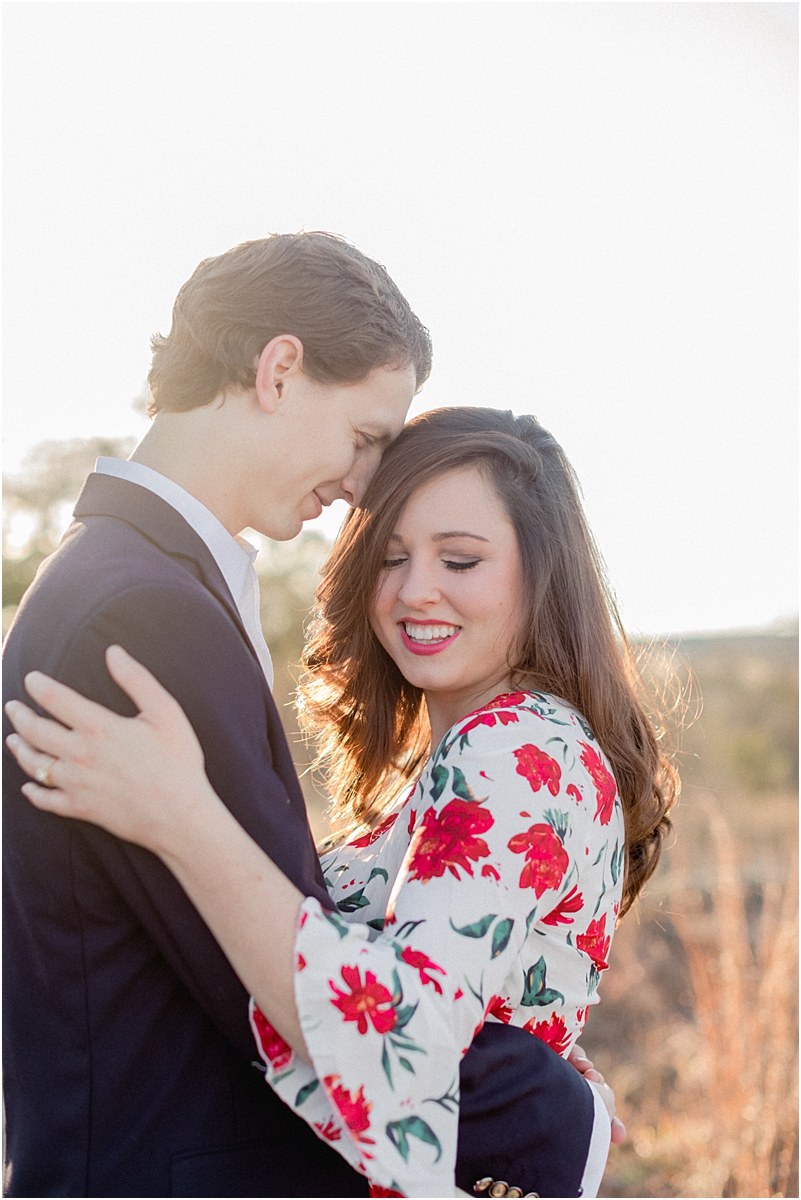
[300,407,679,916]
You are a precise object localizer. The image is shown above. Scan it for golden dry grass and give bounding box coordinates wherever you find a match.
[593,792,798,1198]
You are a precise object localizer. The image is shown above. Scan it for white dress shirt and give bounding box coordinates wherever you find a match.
[95,458,273,688]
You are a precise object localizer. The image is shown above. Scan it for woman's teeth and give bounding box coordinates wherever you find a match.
[403,623,459,642]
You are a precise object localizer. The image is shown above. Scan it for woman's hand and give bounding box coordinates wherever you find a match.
[5,644,222,855]
[567,1044,627,1144]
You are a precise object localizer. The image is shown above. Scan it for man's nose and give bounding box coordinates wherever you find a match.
[341,450,382,508]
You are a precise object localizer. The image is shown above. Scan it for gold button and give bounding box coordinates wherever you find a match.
[473,1181,494,1195]
[523,1193,541,1198]
[506,1191,523,1198]
[489,1184,509,1198]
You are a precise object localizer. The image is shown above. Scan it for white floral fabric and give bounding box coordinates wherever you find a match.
[250,691,625,1197]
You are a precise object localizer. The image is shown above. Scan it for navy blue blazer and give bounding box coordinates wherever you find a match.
[3,474,595,1198]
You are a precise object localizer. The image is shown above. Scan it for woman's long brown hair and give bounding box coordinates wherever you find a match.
[300,407,679,916]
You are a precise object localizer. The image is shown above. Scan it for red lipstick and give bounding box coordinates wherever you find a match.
[398,621,461,656]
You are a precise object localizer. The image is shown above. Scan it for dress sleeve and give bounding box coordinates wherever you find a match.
[252,700,622,1197]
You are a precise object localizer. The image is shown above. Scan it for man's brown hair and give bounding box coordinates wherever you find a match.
[147,233,432,415]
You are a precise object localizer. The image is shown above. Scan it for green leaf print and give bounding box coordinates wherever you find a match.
[398,1057,414,1073]
[395,919,426,940]
[295,1079,320,1107]
[430,764,449,801]
[336,888,370,913]
[490,918,514,959]
[367,918,385,932]
[322,910,349,938]
[449,913,497,938]
[576,713,595,740]
[394,1003,418,1030]
[543,808,570,842]
[610,842,621,885]
[521,956,566,1007]
[368,867,390,885]
[424,1078,460,1114]
[451,766,474,801]
[386,1116,442,1163]
[382,1040,393,1088]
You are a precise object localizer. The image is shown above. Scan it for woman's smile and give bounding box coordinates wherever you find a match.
[398,619,462,654]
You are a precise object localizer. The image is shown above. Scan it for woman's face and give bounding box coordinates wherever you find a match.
[370,465,525,733]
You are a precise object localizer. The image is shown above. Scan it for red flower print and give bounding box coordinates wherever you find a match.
[330,965,397,1035]
[296,952,307,971]
[407,807,417,836]
[407,798,493,882]
[523,1013,571,1057]
[349,811,399,848]
[576,1007,588,1029]
[482,692,529,710]
[314,1117,342,1142]
[508,823,569,897]
[578,742,617,825]
[481,863,501,881]
[486,994,514,1024]
[400,945,446,994]
[251,1005,293,1071]
[576,914,611,971]
[542,885,584,926]
[458,709,520,739]
[324,1075,375,1144]
[369,1187,405,1198]
[566,784,582,803]
[514,744,562,797]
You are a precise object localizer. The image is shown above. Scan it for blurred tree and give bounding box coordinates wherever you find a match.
[3,436,136,612]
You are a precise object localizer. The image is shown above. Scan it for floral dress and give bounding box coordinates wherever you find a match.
[250,691,624,1197]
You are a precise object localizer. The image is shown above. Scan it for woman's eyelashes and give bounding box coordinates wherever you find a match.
[380,555,482,572]
[443,558,481,572]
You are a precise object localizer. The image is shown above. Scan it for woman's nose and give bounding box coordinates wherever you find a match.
[397,564,441,608]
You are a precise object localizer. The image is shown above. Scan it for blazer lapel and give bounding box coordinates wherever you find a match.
[73,473,259,668]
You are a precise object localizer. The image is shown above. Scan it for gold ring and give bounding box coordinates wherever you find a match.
[34,757,57,787]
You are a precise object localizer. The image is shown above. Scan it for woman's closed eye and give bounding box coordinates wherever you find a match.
[382,556,408,569]
[443,558,481,572]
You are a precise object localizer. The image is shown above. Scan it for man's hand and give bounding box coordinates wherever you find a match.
[567,1044,627,1144]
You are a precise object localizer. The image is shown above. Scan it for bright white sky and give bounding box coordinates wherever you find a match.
[4,2,797,635]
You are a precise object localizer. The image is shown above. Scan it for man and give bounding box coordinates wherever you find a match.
[3,233,612,1197]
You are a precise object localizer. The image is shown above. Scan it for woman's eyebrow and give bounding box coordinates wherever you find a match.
[386,531,490,543]
[432,531,490,543]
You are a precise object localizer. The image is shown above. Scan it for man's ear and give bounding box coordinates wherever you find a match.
[254,335,305,414]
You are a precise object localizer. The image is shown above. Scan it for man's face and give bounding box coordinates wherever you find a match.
[249,364,416,540]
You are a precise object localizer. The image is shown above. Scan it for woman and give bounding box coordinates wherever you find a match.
[6,408,677,1198]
